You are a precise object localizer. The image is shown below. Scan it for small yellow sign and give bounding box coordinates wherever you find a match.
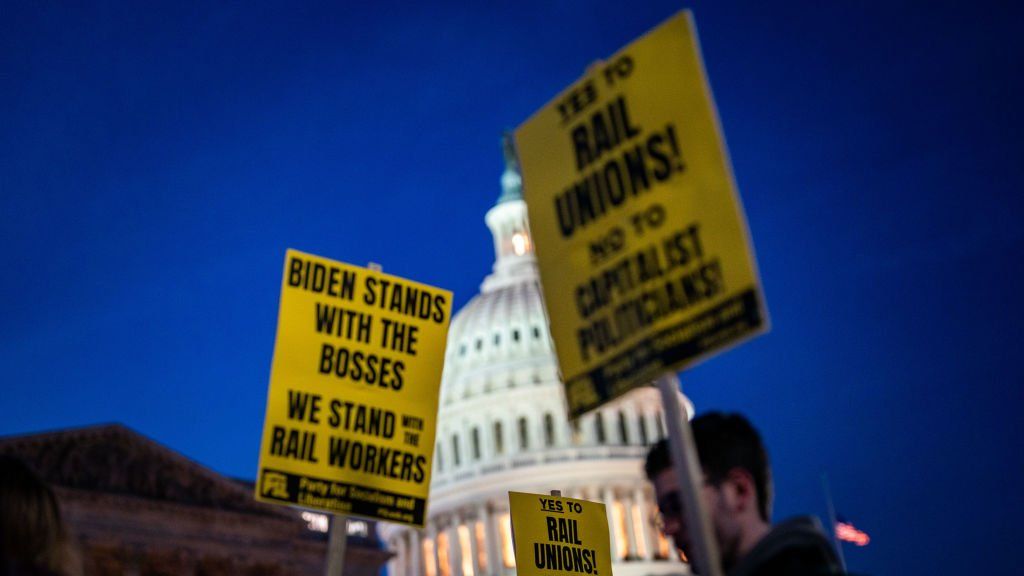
[255,249,452,527]
[515,11,768,418]
[509,492,612,576]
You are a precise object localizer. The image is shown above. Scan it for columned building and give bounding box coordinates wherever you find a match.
[379,137,692,576]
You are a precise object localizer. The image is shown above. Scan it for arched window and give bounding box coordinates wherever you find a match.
[544,413,555,447]
[494,421,504,455]
[595,413,607,444]
[452,435,461,467]
[518,416,529,450]
[618,411,629,445]
[471,427,481,460]
[638,413,649,445]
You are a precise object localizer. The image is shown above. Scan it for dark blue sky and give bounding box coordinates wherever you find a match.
[2,2,1022,574]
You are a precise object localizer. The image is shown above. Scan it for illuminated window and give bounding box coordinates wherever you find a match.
[423,538,437,576]
[301,511,329,533]
[511,231,531,255]
[458,525,475,576]
[632,503,647,558]
[499,513,516,568]
[347,520,368,537]
[612,500,628,559]
[471,427,481,460]
[518,416,529,449]
[595,413,607,444]
[475,521,487,573]
[437,531,452,576]
[618,411,629,444]
[544,413,555,447]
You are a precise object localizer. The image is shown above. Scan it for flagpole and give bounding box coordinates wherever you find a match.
[821,472,847,572]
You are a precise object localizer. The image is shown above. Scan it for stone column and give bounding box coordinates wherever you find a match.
[623,492,639,559]
[388,536,401,576]
[602,487,620,560]
[428,523,442,576]
[410,529,423,576]
[465,512,481,576]
[634,486,655,561]
[481,502,500,576]
[448,517,464,576]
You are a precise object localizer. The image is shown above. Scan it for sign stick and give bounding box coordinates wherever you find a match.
[325,515,348,576]
[325,262,380,576]
[656,372,723,576]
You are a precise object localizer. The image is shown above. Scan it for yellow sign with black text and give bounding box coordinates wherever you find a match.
[509,492,612,576]
[515,11,768,418]
[255,249,451,527]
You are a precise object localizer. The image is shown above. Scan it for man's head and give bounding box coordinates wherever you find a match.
[644,412,772,571]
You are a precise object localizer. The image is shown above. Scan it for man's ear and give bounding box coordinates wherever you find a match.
[723,467,757,514]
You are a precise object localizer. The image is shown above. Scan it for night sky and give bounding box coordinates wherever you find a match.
[2,2,1022,575]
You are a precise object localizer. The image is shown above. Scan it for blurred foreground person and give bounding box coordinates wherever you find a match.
[0,456,81,576]
[645,412,840,576]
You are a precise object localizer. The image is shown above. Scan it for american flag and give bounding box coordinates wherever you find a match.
[835,516,870,546]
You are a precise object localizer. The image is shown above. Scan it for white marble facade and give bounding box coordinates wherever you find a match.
[379,144,691,576]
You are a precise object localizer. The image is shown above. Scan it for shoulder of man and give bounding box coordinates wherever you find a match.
[729,516,842,576]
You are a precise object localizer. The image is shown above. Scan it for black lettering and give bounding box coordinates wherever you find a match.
[288,257,303,287]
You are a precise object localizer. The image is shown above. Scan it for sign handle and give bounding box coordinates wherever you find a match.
[325,514,348,576]
[656,372,723,576]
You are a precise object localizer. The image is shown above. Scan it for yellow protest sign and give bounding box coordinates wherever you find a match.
[515,11,768,418]
[509,492,612,576]
[255,249,452,527]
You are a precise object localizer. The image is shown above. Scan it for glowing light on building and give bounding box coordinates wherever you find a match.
[511,231,530,255]
[631,503,647,558]
[612,502,629,559]
[437,532,451,576]
[301,511,329,533]
[458,525,475,576]
[499,513,515,568]
[422,539,436,576]
[474,521,487,572]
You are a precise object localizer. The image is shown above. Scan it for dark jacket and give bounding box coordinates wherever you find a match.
[729,516,841,576]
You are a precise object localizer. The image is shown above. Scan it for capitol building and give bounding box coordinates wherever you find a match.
[380,138,692,576]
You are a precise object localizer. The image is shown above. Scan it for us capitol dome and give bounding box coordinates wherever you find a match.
[379,136,693,576]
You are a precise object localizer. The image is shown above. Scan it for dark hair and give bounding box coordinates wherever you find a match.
[644,412,772,521]
[0,456,80,575]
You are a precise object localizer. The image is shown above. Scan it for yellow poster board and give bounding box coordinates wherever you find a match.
[509,492,612,576]
[255,249,452,527]
[515,11,768,418]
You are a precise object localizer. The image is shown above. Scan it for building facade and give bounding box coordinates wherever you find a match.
[379,138,692,576]
[0,424,390,576]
